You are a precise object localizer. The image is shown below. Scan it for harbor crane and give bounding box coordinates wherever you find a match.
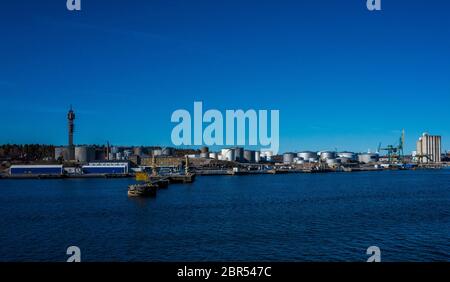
[378,129,405,164]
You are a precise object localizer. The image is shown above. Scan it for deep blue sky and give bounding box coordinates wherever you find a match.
[1,0,449,153]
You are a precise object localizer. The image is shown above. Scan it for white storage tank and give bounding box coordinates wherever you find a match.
[338,152,356,161]
[209,152,218,159]
[297,151,317,161]
[75,146,95,163]
[358,153,379,164]
[221,149,235,161]
[320,151,336,160]
[283,153,295,164]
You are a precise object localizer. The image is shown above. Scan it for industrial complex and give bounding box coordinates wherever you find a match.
[0,106,448,178]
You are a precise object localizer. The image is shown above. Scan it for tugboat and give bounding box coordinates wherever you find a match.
[128,182,157,197]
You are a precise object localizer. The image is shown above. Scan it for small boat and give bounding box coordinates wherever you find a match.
[128,183,157,197]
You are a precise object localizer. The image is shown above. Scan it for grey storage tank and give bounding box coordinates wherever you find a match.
[358,153,379,164]
[297,151,318,162]
[243,150,255,163]
[75,146,95,163]
[320,151,336,160]
[283,153,295,164]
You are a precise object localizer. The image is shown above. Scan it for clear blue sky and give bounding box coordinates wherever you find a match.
[1,0,449,153]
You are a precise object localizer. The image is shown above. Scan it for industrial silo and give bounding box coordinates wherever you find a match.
[283,153,295,164]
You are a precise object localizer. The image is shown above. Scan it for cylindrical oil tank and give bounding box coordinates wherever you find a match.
[358,153,379,164]
[221,149,235,161]
[255,151,261,163]
[283,153,295,164]
[337,152,356,160]
[200,146,209,154]
[320,151,336,160]
[326,158,340,165]
[209,152,218,159]
[337,157,351,164]
[75,146,95,163]
[297,151,318,162]
[243,150,255,163]
[234,147,244,162]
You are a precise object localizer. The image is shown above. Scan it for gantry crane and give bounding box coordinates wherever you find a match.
[378,129,405,164]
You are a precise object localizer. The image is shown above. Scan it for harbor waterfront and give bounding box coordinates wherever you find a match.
[0,169,449,262]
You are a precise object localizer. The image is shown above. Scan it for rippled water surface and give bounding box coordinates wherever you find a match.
[0,169,449,261]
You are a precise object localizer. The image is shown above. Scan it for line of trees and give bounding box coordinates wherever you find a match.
[0,144,55,161]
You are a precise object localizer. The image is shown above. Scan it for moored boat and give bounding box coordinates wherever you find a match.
[128,183,157,197]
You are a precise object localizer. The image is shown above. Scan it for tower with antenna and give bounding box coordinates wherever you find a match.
[68,105,76,160]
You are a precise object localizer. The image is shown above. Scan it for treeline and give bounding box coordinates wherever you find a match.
[0,144,55,161]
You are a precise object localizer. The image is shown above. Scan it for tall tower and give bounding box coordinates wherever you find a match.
[68,105,76,160]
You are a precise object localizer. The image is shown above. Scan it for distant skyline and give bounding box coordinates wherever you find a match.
[1,0,449,153]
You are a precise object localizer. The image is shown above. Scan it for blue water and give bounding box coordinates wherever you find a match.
[0,170,449,262]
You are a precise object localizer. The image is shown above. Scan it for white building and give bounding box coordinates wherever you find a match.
[416,133,441,163]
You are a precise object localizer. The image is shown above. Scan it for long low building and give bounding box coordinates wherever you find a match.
[9,165,64,175]
[81,162,129,174]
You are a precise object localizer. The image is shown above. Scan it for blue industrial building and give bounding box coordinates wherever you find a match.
[9,165,64,175]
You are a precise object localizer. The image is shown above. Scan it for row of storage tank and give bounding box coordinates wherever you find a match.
[282,151,380,165]
[188,147,274,163]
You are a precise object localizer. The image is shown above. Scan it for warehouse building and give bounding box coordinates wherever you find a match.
[81,162,129,174]
[9,165,64,176]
